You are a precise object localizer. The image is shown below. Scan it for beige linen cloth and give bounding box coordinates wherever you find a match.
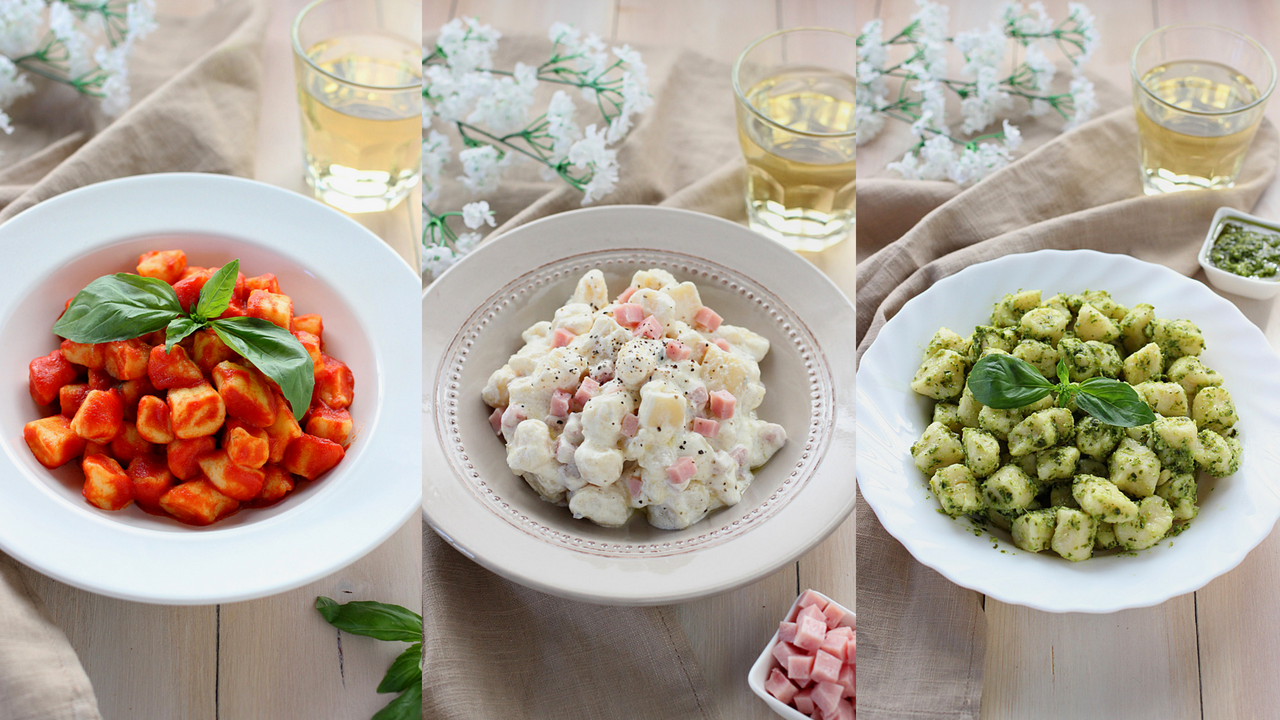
[0,3,266,719]
[855,81,1280,717]
[423,37,852,720]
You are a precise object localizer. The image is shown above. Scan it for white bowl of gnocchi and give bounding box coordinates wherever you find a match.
[857,249,1280,613]
[422,206,858,605]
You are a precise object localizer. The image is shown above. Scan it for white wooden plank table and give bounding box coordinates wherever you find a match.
[431,2,856,719]
[14,1,423,718]
[856,1,1280,717]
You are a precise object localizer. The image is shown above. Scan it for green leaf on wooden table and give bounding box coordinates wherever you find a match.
[210,316,314,422]
[314,597,423,643]
[966,353,1054,409]
[164,316,203,353]
[1077,377,1158,428]
[371,684,422,720]
[377,643,423,694]
[194,259,239,321]
[53,273,183,343]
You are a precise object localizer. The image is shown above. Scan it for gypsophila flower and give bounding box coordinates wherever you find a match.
[0,0,44,57]
[421,244,457,277]
[0,55,31,133]
[466,62,538,135]
[421,129,451,204]
[461,201,496,230]
[458,144,507,194]
[860,0,1100,186]
[436,17,499,75]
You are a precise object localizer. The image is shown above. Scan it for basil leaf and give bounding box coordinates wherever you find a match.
[1056,357,1070,386]
[195,259,239,321]
[371,684,422,720]
[1076,377,1158,427]
[966,354,1054,409]
[210,317,314,423]
[165,316,203,352]
[314,597,423,642]
[53,274,183,343]
[376,643,423,694]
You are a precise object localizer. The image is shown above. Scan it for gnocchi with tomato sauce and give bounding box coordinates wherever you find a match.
[910,288,1242,561]
[23,249,356,526]
[482,268,787,530]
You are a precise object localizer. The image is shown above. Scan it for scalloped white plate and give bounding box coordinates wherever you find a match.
[422,206,857,605]
[857,249,1280,613]
[0,173,421,604]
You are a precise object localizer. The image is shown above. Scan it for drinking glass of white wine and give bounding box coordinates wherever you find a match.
[292,0,421,214]
[1131,24,1275,195]
[733,28,856,253]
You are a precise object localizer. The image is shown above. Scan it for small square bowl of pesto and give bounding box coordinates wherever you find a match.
[1199,208,1280,301]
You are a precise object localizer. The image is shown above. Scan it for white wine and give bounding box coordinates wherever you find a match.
[296,34,421,213]
[1134,60,1264,195]
[737,69,855,252]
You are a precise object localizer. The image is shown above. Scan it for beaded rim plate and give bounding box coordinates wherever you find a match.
[857,249,1280,613]
[422,206,857,605]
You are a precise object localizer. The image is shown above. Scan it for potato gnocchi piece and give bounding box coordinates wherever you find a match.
[1192,386,1237,433]
[911,422,965,476]
[930,464,983,517]
[962,427,1001,478]
[911,349,968,400]
[1133,381,1189,418]
[1072,474,1139,523]
[1012,508,1057,552]
[1122,343,1163,386]
[1114,496,1174,551]
[1052,508,1097,562]
[983,465,1038,512]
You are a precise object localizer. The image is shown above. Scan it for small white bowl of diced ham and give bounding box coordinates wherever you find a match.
[749,589,855,720]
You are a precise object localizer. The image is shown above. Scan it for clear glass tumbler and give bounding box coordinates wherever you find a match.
[292,0,421,213]
[1131,24,1275,195]
[733,28,856,253]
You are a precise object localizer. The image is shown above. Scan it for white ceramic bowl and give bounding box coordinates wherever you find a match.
[1198,207,1280,300]
[748,590,855,719]
[857,249,1280,613]
[0,173,421,604]
[421,206,857,605]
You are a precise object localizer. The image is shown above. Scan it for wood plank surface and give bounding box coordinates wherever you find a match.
[862,2,1280,719]
[427,3,855,719]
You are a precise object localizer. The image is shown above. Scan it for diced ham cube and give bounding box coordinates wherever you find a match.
[811,650,842,685]
[779,621,798,644]
[838,663,855,698]
[614,303,645,328]
[797,603,826,627]
[549,390,571,417]
[688,386,708,410]
[765,668,799,705]
[812,681,843,716]
[714,338,731,352]
[82,455,134,511]
[665,456,697,490]
[794,615,827,652]
[29,350,79,406]
[23,416,87,468]
[573,377,600,410]
[846,636,856,665]
[823,602,846,629]
[694,306,722,331]
[617,286,637,303]
[625,473,644,502]
[772,641,802,668]
[794,687,815,715]
[551,327,575,348]
[692,417,719,438]
[633,315,664,339]
[620,412,639,438]
[664,340,692,361]
[709,390,737,420]
[821,631,849,662]
[489,407,504,436]
[787,655,814,684]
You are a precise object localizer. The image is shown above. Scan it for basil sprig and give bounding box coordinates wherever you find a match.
[52,260,313,422]
[316,597,423,720]
[967,354,1156,428]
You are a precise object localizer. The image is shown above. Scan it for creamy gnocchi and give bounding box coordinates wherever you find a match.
[911,288,1242,561]
[482,269,787,530]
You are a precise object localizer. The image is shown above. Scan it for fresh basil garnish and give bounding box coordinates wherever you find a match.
[164,316,202,352]
[966,353,1053,409]
[967,353,1155,427]
[316,597,423,720]
[194,260,239,321]
[53,274,183,343]
[210,317,314,423]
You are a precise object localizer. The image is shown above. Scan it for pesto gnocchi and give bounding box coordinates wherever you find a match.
[911,288,1243,561]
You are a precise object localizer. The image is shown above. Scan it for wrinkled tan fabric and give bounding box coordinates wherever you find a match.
[0,3,267,719]
[423,37,806,720]
[854,87,1279,718]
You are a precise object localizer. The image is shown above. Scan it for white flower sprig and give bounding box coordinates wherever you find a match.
[0,0,157,132]
[421,18,652,278]
[858,0,1100,185]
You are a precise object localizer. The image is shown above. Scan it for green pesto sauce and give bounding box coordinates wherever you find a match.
[1209,222,1280,278]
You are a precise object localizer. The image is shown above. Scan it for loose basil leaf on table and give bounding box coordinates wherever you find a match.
[966,353,1054,409]
[1077,377,1157,427]
[371,684,421,720]
[314,597,423,643]
[376,643,423,694]
[53,273,183,343]
[210,316,314,423]
[194,259,239,321]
